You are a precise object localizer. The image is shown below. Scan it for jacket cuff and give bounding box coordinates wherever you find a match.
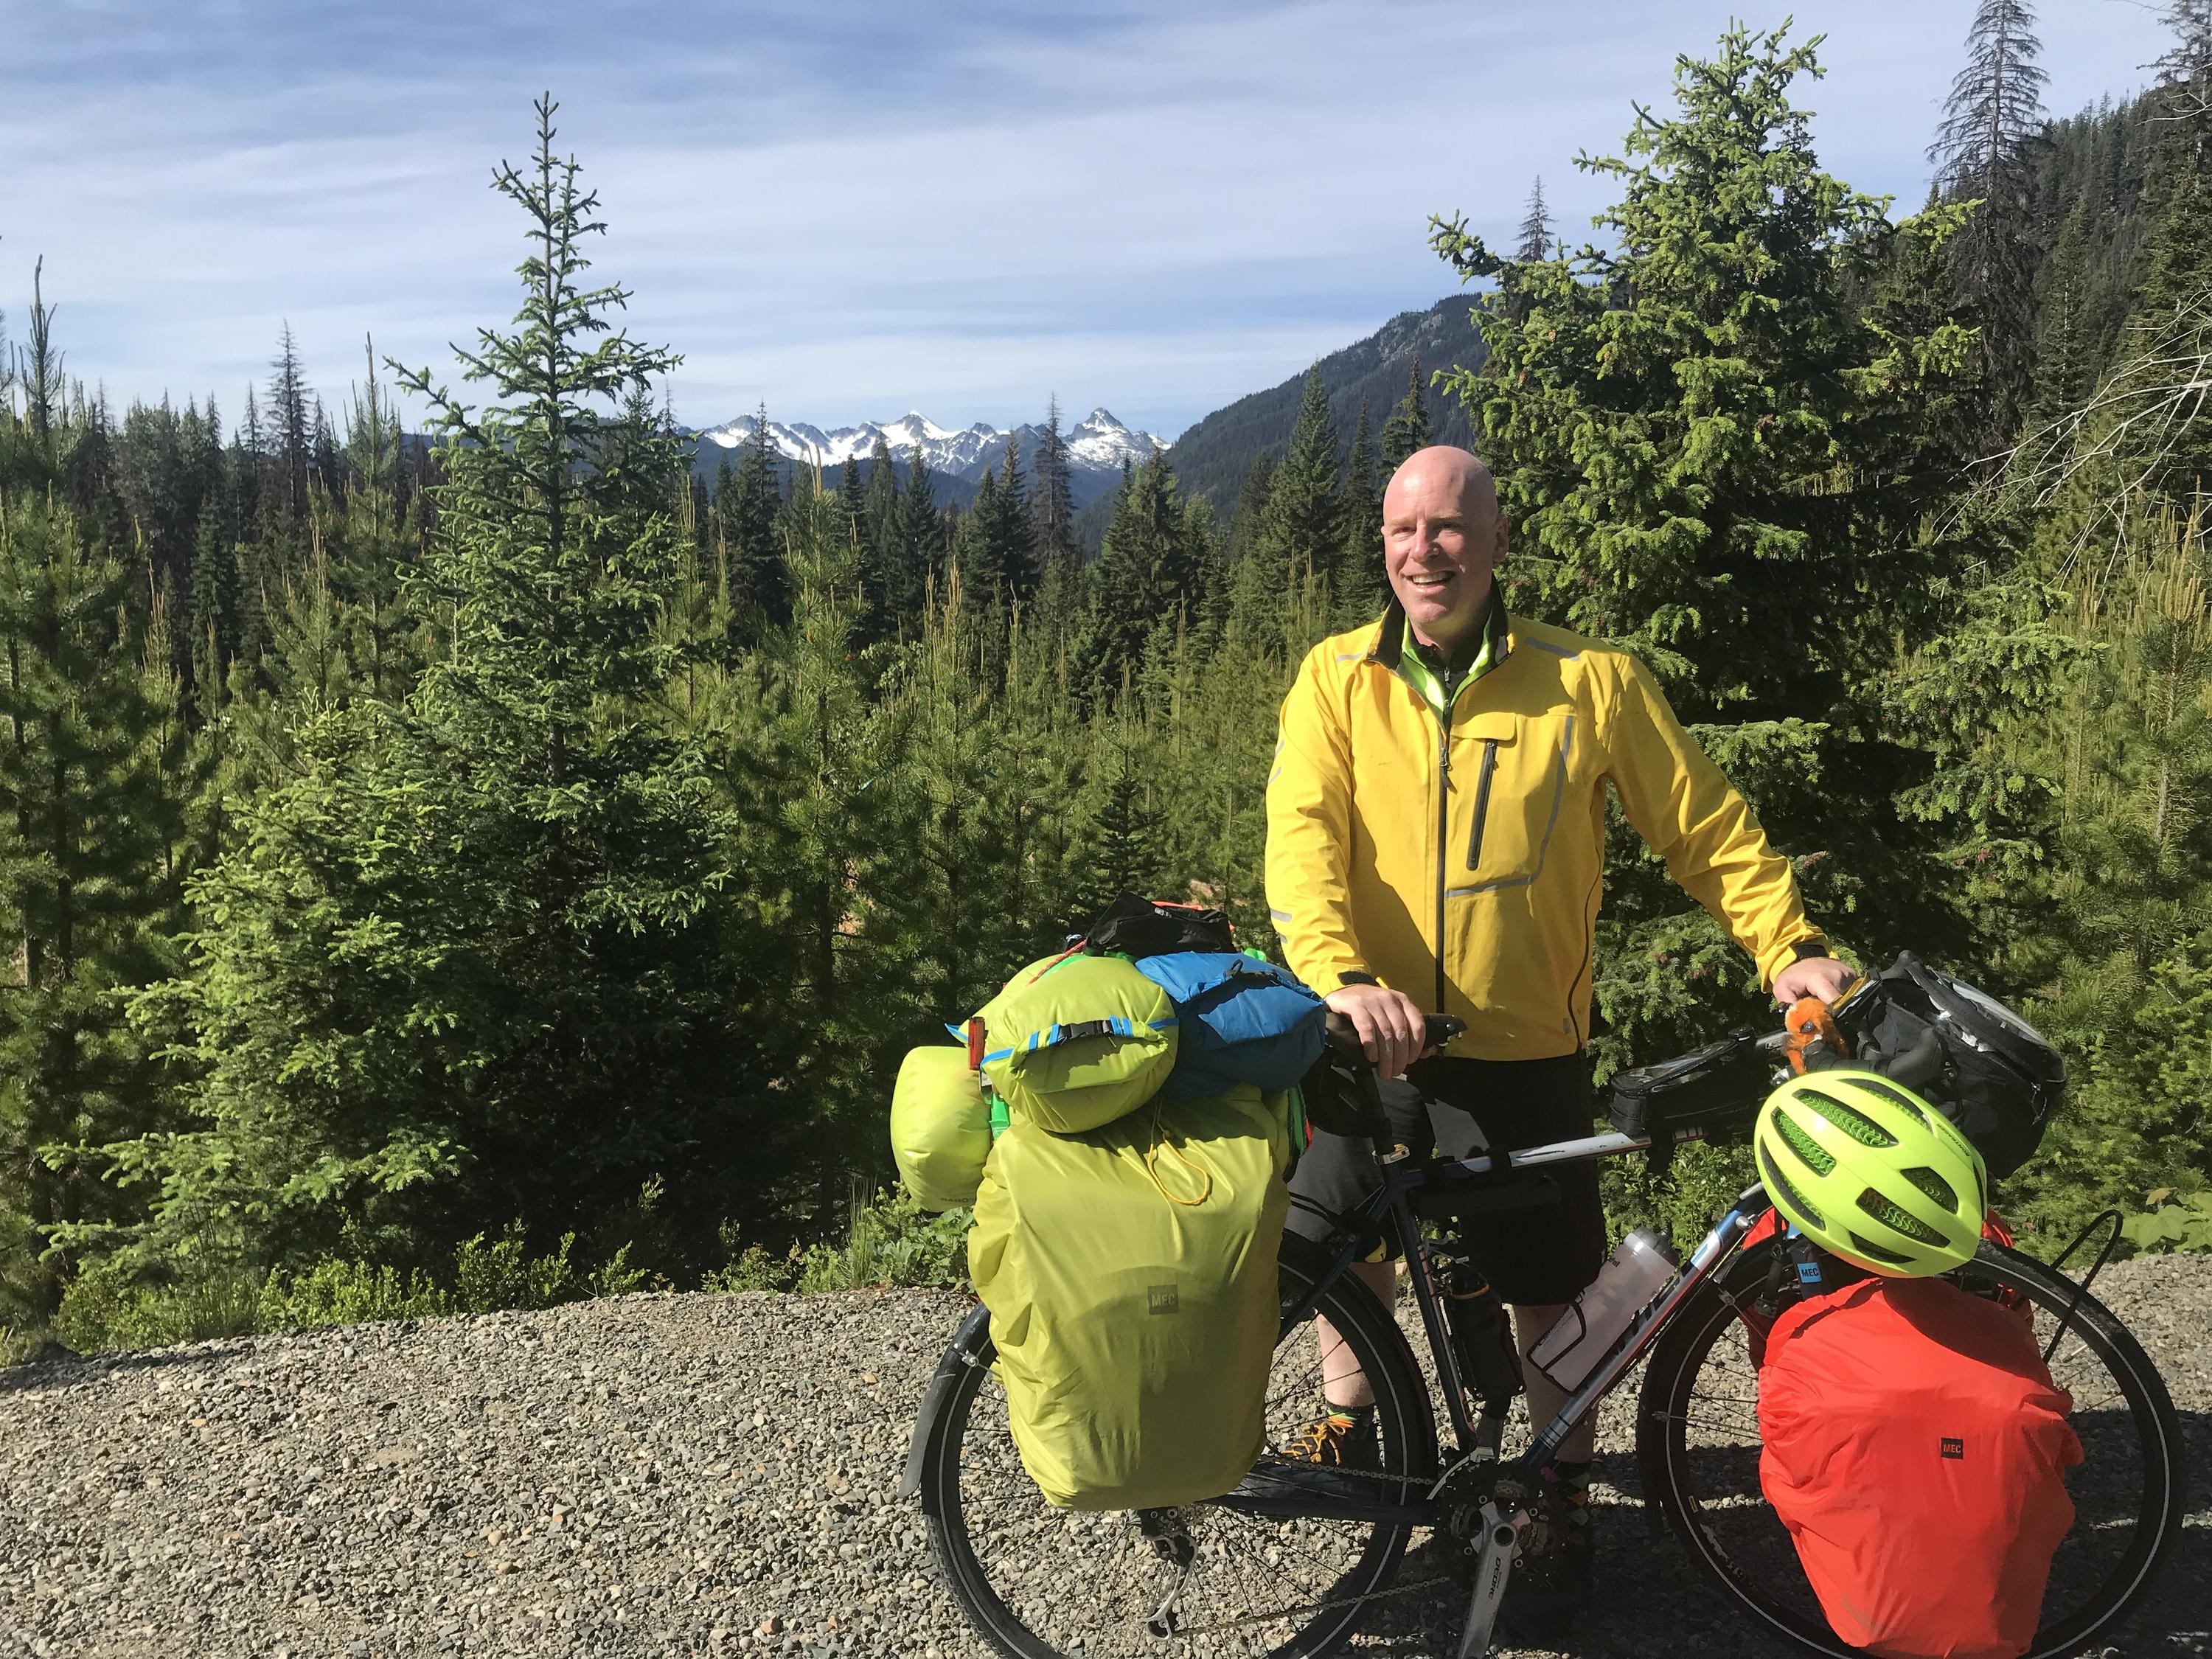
[1759,931,1829,989]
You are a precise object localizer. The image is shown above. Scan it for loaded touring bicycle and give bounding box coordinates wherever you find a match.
[902,988,2185,1659]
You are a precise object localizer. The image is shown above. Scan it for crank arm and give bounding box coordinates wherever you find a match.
[1456,1500,1522,1659]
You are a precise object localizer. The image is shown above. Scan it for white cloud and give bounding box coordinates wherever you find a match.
[0,0,2171,437]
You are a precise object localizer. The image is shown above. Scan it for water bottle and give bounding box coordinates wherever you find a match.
[1434,1244,1522,1450]
[1528,1228,1680,1392]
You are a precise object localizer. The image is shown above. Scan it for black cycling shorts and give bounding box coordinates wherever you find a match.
[1284,1051,1607,1309]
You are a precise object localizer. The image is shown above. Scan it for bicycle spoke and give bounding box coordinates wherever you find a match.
[1650,1245,2178,1659]
[927,1246,1434,1658]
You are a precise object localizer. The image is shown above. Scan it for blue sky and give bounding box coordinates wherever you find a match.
[0,0,2172,442]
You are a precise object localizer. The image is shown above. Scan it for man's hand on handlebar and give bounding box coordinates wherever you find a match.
[1322,982,1430,1079]
[1771,955,1857,1008]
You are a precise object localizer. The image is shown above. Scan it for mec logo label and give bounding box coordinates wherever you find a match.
[1941,1437,1965,1460]
[1148,1284,1180,1315]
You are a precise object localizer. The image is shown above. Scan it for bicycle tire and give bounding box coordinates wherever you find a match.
[914,1233,1441,1658]
[1636,1237,2185,1659]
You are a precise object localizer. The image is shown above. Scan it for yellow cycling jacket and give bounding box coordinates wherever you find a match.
[1265,599,1823,1062]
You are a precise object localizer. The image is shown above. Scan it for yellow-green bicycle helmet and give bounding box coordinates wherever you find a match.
[1754,1070,1988,1277]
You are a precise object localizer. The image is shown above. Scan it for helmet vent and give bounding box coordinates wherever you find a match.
[1758,1142,1825,1231]
[1902,1165,1960,1213]
[1847,1231,1915,1267]
[1849,1077,1930,1128]
[1857,1188,1946,1245]
[1798,1089,1899,1148]
[1772,1107,1837,1176]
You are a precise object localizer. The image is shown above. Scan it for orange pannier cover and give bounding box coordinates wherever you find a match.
[1757,1276,2082,1659]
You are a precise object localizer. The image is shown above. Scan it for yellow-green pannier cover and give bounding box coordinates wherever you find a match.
[969,1085,1290,1510]
[970,951,1180,1134]
[890,1046,992,1212]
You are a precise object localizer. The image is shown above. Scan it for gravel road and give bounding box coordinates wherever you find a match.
[3,1256,2206,1659]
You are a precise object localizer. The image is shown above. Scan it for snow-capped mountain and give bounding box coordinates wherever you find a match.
[692,407,1161,507]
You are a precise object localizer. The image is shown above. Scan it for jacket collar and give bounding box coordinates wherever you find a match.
[1370,585,1511,673]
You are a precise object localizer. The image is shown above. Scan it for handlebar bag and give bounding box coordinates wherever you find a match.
[889,1046,994,1212]
[1757,1275,2081,1659]
[1135,952,1327,1099]
[966,951,1180,1134]
[969,1085,1290,1510]
[1808,953,2061,1179]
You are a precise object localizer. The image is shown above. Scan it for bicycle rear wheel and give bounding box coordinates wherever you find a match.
[914,1234,1441,1658]
[1637,1237,2185,1659]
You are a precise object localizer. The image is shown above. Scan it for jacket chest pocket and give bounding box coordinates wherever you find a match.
[1451,711,1576,894]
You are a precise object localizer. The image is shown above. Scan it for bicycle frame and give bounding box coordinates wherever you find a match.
[1234,1125,1772,1526]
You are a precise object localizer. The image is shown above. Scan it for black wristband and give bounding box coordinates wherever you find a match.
[1338,970,1380,987]
[1788,939,1831,963]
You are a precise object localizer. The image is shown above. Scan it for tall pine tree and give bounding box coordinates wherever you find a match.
[122,98,800,1279]
[1928,0,2049,445]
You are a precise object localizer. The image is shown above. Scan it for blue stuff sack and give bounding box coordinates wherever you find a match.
[1136,952,1327,1100]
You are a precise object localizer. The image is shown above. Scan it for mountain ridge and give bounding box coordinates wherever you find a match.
[689,406,1160,510]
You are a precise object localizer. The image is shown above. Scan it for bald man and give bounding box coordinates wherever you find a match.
[1265,447,1852,1597]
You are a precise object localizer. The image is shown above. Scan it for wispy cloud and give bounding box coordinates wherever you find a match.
[0,0,2169,439]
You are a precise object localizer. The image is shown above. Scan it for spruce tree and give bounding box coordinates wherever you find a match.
[1430,21,1981,1057]
[2150,0,2212,157]
[953,466,1008,618]
[268,324,312,524]
[728,405,789,629]
[1083,448,1203,693]
[1256,367,1342,593]
[0,493,179,1327]
[988,434,1036,602]
[186,501,236,717]
[1516,175,1554,261]
[1338,397,1383,618]
[835,456,868,549]
[1030,394,1078,581]
[327,340,425,703]
[129,98,794,1276]
[857,436,903,642]
[1928,0,2049,444]
[889,448,945,626]
[1380,354,1433,473]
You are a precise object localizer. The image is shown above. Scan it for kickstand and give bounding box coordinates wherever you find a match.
[1455,1500,1520,1659]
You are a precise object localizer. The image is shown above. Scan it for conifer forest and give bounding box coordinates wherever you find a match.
[6,10,2212,1354]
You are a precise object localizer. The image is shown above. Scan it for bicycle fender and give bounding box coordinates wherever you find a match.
[900,1302,992,1499]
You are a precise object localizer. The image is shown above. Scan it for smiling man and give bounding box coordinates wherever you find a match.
[1264,445,1853,1614]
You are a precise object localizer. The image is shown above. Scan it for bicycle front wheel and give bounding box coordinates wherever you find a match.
[914,1233,1441,1658]
[1636,1237,2185,1659]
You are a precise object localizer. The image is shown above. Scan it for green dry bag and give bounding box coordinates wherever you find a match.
[889,1046,992,1212]
[969,951,1179,1133]
[968,1085,1290,1511]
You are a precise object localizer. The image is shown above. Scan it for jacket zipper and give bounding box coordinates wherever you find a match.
[1466,739,1499,874]
[1433,703,1453,1014]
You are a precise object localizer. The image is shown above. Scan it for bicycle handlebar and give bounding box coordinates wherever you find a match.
[1319,1009,1464,1058]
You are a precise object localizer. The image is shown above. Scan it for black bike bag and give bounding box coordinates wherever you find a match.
[1607,1033,1772,1168]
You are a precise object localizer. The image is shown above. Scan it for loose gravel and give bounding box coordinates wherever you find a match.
[2,1257,2206,1659]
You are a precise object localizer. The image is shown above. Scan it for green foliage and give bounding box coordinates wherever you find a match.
[10,33,2212,1356]
[82,99,810,1292]
[1431,21,1994,1068]
[0,491,182,1327]
[2120,1189,2212,1253]
[748,1187,971,1295]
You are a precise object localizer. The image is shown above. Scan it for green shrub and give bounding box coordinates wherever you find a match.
[54,1257,262,1352]
[700,1244,793,1293]
[452,1222,580,1313]
[709,1188,970,1295]
[256,1259,450,1329]
[2119,1189,2212,1255]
